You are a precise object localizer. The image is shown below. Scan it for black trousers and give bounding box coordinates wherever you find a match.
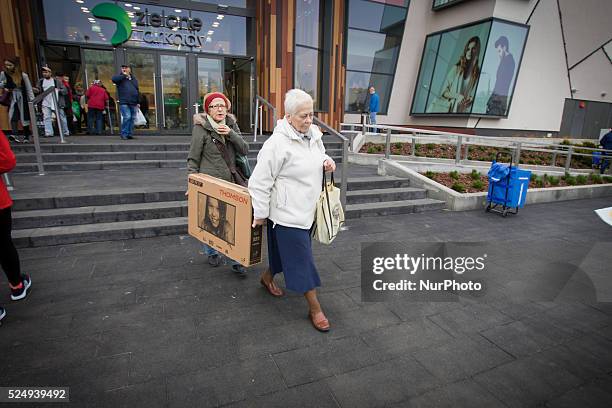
[0,206,21,286]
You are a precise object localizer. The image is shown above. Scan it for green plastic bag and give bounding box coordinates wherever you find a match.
[72,101,81,119]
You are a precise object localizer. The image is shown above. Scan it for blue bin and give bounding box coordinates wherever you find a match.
[487,165,531,209]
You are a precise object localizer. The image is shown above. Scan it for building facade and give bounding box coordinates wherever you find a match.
[0,0,610,137]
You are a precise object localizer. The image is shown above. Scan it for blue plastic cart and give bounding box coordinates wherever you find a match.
[485,152,532,217]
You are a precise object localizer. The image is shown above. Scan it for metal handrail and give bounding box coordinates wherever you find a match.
[341,122,612,172]
[253,95,277,141]
[313,116,349,210]
[27,85,67,174]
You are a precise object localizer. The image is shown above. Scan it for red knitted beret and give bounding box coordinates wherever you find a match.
[204,92,230,111]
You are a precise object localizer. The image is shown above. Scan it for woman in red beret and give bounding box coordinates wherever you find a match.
[187,92,249,276]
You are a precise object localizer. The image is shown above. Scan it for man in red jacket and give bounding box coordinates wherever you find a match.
[0,130,32,325]
[85,80,109,135]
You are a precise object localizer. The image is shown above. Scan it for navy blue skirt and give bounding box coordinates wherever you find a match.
[267,222,321,293]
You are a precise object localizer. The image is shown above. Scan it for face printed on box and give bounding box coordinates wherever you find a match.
[207,197,221,228]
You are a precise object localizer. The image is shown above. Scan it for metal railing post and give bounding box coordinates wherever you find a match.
[259,105,263,138]
[455,135,463,164]
[27,101,45,175]
[411,135,416,157]
[2,173,14,191]
[514,142,522,165]
[106,101,114,135]
[551,151,557,167]
[312,116,349,211]
[385,128,391,159]
[51,91,66,143]
[341,138,348,209]
[565,145,573,172]
[361,114,366,137]
[253,98,259,142]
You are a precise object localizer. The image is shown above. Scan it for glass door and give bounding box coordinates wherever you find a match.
[82,48,118,133]
[196,57,224,113]
[159,54,189,132]
[126,52,157,131]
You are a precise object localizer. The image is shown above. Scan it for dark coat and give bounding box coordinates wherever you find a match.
[111,73,139,105]
[187,114,249,182]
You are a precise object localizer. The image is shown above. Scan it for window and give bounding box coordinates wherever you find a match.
[344,0,410,114]
[294,0,328,110]
[411,18,529,117]
[432,0,468,11]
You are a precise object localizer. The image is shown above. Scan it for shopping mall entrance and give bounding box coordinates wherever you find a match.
[41,44,254,134]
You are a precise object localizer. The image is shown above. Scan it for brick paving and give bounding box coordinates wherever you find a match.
[1,197,611,407]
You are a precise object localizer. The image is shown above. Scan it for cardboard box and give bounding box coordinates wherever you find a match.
[188,173,263,267]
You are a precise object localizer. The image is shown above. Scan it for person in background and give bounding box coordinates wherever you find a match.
[85,80,108,136]
[0,57,35,143]
[0,130,32,325]
[367,86,380,125]
[73,82,85,134]
[187,92,249,277]
[37,66,69,138]
[112,65,139,140]
[600,129,612,175]
[248,89,336,332]
[62,75,75,135]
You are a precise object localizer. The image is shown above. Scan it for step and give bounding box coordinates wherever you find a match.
[247,141,344,150]
[346,187,427,204]
[15,151,188,163]
[12,217,188,248]
[12,201,188,229]
[345,198,446,219]
[12,189,186,211]
[346,176,412,191]
[11,143,190,153]
[14,159,187,173]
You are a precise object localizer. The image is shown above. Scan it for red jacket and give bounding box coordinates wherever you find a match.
[0,130,16,209]
[86,84,109,110]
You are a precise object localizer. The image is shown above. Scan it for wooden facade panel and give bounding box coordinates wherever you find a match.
[257,0,346,131]
[0,0,37,130]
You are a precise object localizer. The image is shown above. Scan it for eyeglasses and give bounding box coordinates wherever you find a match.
[209,104,227,110]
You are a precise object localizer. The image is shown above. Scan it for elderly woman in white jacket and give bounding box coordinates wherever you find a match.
[249,89,336,332]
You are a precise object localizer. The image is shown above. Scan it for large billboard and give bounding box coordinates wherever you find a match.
[411,18,529,117]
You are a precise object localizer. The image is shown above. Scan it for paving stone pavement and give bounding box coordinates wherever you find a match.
[0,197,611,407]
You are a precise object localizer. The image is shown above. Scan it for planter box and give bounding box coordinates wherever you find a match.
[379,159,612,211]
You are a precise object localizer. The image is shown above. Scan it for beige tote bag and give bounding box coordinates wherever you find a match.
[312,171,345,245]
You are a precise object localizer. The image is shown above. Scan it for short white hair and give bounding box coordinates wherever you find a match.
[284,89,313,115]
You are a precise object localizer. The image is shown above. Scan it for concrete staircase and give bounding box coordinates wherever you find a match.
[10,135,444,247]
[345,176,445,218]
[11,134,344,173]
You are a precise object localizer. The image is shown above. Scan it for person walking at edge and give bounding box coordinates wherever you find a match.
[248,89,336,332]
[187,92,250,277]
[37,66,70,138]
[0,57,35,143]
[367,86,379,125]
[0,130,32,326]
[112,64,139,140]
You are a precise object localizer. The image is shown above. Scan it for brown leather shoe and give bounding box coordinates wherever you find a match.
[309,311,330,332]
[260,277,284,297]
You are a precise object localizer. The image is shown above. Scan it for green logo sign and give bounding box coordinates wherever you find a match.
[92,3,132,46]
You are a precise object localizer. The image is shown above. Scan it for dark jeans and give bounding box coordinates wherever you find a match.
[0,206,21,286]
[10,104,31,139]
[87,109,104,135]
[601,155,610,174]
